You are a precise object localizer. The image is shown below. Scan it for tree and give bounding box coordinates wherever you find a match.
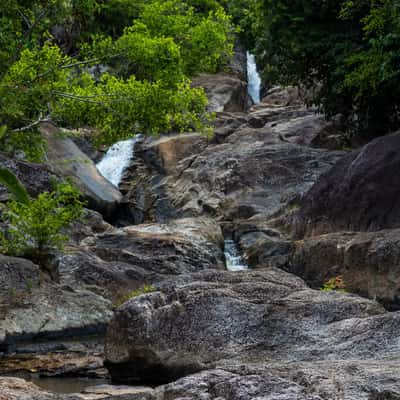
[0,0,235,154]
[238,0,400,139]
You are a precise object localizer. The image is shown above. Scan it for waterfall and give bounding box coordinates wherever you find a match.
[247,52,261,104]
[96,136,140,187]
[224,240,249,271]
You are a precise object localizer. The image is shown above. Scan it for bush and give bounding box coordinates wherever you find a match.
[0,182,85,262]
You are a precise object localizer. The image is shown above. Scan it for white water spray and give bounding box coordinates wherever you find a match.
[247,52,262,104]
[224,240,249,271]
[96,136,140,187]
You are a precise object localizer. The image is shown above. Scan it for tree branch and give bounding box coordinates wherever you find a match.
[11,116,52,133]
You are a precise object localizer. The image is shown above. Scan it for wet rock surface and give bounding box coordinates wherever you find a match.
[122,106,343,225]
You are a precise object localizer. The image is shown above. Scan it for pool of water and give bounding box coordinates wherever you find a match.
[30,376,109,394]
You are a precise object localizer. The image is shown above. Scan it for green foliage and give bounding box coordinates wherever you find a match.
[54,74,209,146]
[321,276,346,292]
[238,0,400,137]
[114,284,157,307]
[0,166,30,204]
[0,182,85,260]
[0,43,70,128]
[137,0,234,75]
[1,129,47,163]
[0,0,236,153]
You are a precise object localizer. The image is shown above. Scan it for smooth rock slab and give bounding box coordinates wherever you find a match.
[39,123,122,219]
[105,268,388,385]
[296,131,400,236]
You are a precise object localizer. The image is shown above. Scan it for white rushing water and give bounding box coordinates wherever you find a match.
[247,52,262,104]
[96,136,140,187]
[224,240,249,272]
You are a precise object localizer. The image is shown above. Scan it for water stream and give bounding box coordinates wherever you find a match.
[224,240,249,271]
[247,52,262,104]
[96,136,141,187]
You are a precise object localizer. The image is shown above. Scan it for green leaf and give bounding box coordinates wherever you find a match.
[0,126,7,140]
[0,167,30,204]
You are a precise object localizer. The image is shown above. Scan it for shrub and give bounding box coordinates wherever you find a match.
[321,276,346,292]
[0,181,85,262]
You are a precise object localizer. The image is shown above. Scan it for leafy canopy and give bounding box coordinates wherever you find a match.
[0,0,234,155]
[234,0,400,138]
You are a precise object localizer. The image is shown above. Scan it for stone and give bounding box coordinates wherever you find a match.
[77,384,155,400]
[0,255,112,348]
[57,217,225,302]
[192,73,248,113]
[39,123,122,219]
[105,268,388,385]
[296,131,400,236]
[290,229,400,310]
[0,153,53,202]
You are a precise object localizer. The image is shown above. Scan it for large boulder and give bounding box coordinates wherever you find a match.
[190,44,250,114]
[296,131,400,236]
[289,229,400,310]
[39,123,122,218]
[57,217,225,302]
[104,268,392,387]
[0,255,112,348]
[192,73,249,113]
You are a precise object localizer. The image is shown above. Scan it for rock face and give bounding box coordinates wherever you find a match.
[0,255,112,348]
[0,154,54,202]
[190,44,250,114]
[39,123,122,218]
[289,229,400,310]
[122,115,343,225]
[297,131,400,236]
[58,217,225,302]
[105,268,400,399]
[192,73,249,113]
[5,51,400,400]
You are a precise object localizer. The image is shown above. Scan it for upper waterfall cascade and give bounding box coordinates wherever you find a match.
[96,136,140,187]
[247,52,262,104]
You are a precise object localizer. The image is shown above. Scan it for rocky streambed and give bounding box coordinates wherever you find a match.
[1,48,400,399]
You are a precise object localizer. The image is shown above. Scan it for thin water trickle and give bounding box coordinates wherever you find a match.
[224,240,249,271]
[247,52,262,104]
[96,135,141,187]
